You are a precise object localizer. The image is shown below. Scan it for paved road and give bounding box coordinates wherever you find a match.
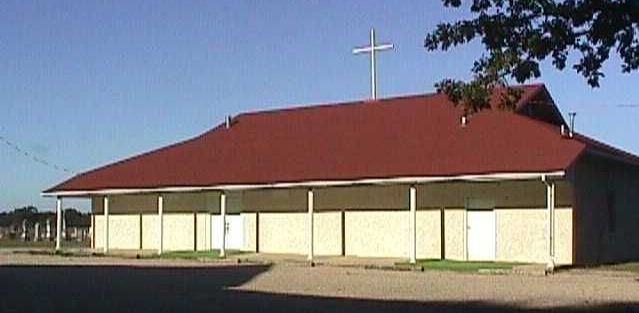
[1,252,638,312]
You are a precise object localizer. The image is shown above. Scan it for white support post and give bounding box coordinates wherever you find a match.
[90,215,94,249]
[55,197,62,251]
[546,182,556,271]
[409,186,417,264]
[220,192,226,258]
[158,195,164,255]
[103,196,109,254]
[307,189,314,262]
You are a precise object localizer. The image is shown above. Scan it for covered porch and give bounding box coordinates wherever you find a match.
[47,171,574,269]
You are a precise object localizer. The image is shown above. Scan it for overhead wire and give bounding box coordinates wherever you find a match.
[0,134,75,175]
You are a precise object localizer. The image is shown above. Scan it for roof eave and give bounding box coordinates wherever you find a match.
[42,170,566,197]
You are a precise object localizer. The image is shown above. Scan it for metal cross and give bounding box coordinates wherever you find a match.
[352,28,394,100]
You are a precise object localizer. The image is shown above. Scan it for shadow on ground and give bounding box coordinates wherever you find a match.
[0,265,636,313]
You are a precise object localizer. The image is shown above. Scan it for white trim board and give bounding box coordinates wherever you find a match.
[43,170,565,197]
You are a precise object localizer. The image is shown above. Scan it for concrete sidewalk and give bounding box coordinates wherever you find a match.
[2,248,548,275]
[239,253,404,268]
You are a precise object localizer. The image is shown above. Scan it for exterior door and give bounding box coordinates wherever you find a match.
[211,215,244,250]
[467,210,496,261]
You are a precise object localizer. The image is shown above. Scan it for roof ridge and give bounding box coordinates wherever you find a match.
[235,92,442,119]
[236,84,546,119]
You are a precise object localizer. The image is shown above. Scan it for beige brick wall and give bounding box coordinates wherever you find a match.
[163,213,195,251]
[93,215,104,249]
[195,213,212,251]
[314,212,342,256]
[95,213,201,252]
[93,207,572,264]
[258,212,307,254]
[554,208,573,265]
[416,210,442,259]
[444,209,466,260]
[496,209,547,263]
[242,212,257,252]
[94,215,140,250]
[345,211,409,258]
[88,179,577,263]
[109,215,140,250]
[141,214,159,250]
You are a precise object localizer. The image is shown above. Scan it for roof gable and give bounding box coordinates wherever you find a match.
[513,85,567,126]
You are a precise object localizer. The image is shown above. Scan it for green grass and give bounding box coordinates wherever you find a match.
[157,250,242,260]
[0,240,88,249]
[401,259,523,272]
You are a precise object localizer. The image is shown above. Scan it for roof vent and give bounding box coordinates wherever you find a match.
[225,115,233,129]
[460,115,468,127]
[568,112,576,138]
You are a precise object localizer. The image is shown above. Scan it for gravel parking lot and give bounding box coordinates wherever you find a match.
[1,251,638,312]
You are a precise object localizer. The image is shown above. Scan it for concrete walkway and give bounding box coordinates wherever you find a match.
[3,248,548,275]
[239,253,404,269]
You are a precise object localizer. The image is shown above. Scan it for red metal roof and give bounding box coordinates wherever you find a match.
[47,84,596,193]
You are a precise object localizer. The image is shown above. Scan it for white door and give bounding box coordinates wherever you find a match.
[211,215,244,250]
[467,210,496,261]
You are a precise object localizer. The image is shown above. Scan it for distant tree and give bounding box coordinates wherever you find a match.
[425,0,639,115]
[13,206,38,215]
[64,208,90,227]
[10,206,38,225]
[0,212,10,227]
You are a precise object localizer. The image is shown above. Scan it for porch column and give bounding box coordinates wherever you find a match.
[158,195,164,255]
[103,196,109,253]
[307,189,314,261]
[546,182,556,270]
[220,192,226,258]
[90,214,95,249]
[409,186,417,264]
[55,197,62,251]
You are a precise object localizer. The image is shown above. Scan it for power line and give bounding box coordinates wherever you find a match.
[0,135,76,175]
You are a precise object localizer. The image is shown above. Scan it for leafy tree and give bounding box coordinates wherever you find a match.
[64,208,90,227]
[425,0,639,114]
[11,206,38,225]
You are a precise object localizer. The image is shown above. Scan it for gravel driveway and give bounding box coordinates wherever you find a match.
[1,251,638,312]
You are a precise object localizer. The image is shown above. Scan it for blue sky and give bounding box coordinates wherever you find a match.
[1,1,637,212]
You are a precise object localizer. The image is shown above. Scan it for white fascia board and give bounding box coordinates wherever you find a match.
[42,170,565,198]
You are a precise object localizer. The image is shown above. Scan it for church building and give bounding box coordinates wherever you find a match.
[44,84,639,267]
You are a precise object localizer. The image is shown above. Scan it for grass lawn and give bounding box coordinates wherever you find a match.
[0,240,88,249]
[156,250,242,260]
[400,259,523,272]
